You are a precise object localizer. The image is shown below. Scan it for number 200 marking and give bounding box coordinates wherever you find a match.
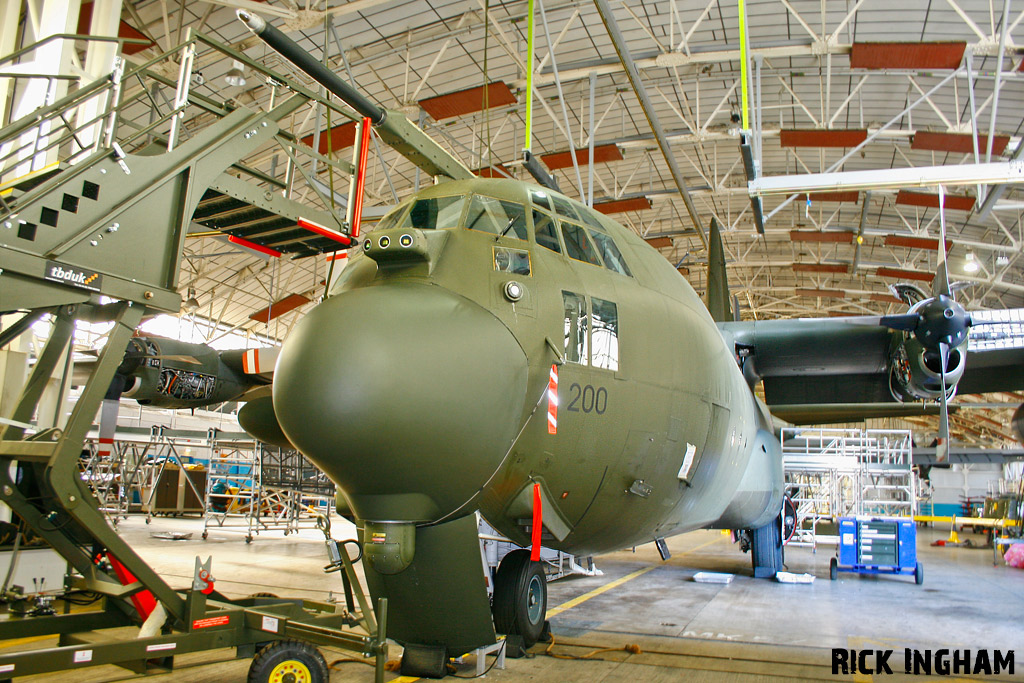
[566,383,607,414]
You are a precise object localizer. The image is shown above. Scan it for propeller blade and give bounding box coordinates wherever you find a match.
[936,341,950,463]
[932,185,952,299]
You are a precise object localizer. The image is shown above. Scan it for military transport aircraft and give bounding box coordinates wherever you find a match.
[95,10,1024,678]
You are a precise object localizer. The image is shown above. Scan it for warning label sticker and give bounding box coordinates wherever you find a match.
[192,615,231,630]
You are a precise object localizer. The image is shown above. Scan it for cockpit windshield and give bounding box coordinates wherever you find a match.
[396,195,467,230]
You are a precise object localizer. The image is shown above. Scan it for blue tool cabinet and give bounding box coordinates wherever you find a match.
[830,516,922,584]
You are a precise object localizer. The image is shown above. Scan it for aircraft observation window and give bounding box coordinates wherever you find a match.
[398,195,466,230]
[530,189,551,211]
[591,298,619,371]
[552,195,580,222]
[560,221,603,266]
[562,291,588,364]
[494,246,531,275]
[589,230,632,277]
[533,210,561,253]
[465,195,528,240]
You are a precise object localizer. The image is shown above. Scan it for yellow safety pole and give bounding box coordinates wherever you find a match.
[524,0,535,151]
[738,0,749,131]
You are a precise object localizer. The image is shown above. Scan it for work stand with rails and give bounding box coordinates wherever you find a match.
[0,32,385,682]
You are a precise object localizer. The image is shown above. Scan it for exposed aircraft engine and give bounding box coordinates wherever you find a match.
[889,334,966,403]
[113,337,252,409]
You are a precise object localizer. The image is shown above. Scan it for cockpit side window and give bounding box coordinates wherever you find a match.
[465,195,528,240]
[530,189,552,211]
[576,205,607,231]
[560,221,603,266]
[591,298,619,371]
[533,210,561,253]
[552,195,580,222]
[397,195,467,231]
[562,291,588,364]
[374,202,409,232]
[589,230,632,277]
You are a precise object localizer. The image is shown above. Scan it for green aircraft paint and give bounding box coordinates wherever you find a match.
[267,177,785,657]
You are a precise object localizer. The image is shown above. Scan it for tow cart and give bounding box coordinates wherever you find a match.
[829,516,923,584]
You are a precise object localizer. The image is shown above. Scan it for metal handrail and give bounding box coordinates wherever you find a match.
[0,33,150,68]
[0,30,358,219]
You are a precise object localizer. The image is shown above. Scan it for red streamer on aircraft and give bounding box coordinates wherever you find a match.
[531,482,542,562]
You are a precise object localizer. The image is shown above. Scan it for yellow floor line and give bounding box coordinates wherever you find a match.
[0,634,55,649]
[547,535,724,618]
[381,535,727,681]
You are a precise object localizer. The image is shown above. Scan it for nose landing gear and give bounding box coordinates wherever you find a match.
[492,549,548,656]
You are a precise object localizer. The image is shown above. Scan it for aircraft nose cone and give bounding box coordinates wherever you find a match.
[273,283,529,523]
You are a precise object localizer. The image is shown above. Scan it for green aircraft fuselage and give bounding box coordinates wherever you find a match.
[271,176,783,556]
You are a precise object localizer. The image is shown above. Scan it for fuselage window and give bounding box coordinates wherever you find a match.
[494,246,531,275]
[398,195,467,230]
[560,221,603,266]
[591,298,619,371]
[530,189,552,211]
[589,230,632,277]
[562,291,588,364]
[533,210,561,253]
[465,195,528,240]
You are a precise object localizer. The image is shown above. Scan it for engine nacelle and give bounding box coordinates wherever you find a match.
[119,337,250,409]
[1011,404,1024,445]
[889,335,967,402]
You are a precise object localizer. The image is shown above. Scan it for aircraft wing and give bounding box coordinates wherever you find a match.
[719,309,1024,423]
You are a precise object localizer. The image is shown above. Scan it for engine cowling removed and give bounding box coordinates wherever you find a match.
[889,335,966,402]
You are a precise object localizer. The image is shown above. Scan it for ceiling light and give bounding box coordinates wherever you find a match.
[996,252,1010,267]
[963,252,979,274]
[224,60,247,87]
[183,288,200,314]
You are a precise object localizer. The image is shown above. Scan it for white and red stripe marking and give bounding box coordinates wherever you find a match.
[325,251,349,263]
[242,347,279,374]
[298,217,354,247]
[547,364,558,435]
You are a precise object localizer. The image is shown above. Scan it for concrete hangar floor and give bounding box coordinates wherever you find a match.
[14,517,1024,683]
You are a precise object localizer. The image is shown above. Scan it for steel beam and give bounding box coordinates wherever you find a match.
[750,161,1024,195]
[591,0,707,249]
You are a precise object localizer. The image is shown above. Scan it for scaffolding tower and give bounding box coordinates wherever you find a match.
[782,428,915,549]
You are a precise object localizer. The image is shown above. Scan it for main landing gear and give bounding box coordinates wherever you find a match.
[739,506,786,578]
[492,549,549,656]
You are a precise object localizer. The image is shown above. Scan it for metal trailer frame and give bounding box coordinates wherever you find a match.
[0,31,386,682]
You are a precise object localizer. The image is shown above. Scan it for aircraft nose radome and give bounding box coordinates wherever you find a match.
[272,283,529,523]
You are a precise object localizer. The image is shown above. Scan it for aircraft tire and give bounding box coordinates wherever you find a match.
[492,549,547,648]
[749,513,784,578]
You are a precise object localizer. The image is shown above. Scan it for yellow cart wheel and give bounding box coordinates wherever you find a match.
[248,639,328,683]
